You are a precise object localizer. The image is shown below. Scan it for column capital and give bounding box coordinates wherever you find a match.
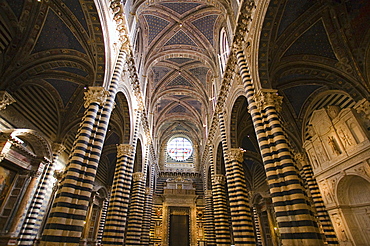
[0,91,16,110]
[354,98,370,120]
[254,89,283,112]
[133,172,145,182]
[83,87,109,108]
[116,144,134,157]
[228,148,245,162]
[214,174,226,185]
[205,190,213,197]
[52,143,66,156]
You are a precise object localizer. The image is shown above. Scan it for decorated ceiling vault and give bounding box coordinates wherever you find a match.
[0,0,369,245]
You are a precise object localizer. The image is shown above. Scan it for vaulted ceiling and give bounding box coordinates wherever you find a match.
[1,0,369,178]
[133,1,231,148]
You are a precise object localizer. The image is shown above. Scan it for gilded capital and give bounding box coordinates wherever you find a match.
[214,174,226,185]
[254,89,283,112]
[228,148,244,162]
[133,172,145,182]
[117,144,134,157]
[83,87,109,108]
[0,91,16,110]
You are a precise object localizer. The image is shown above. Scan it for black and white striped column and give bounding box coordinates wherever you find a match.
[234,47,324,245]
[218,110,256,245]
[125,172,146,245]
[40,49,127,245]
[204,190,216,246]
[102,144,134,245]
[141,164,155,244]
[18,144,65,245]
[102,109,141,245]
[96,197,109,245]
[227,148,255,245]
[296,154,339,245]
[209,146,231,245]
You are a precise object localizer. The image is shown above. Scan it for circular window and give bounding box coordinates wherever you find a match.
[167,137,193,161]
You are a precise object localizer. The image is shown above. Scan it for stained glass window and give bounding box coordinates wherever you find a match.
[167,137,193,161]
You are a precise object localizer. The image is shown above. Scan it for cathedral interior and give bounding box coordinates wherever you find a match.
[0,0,369,245]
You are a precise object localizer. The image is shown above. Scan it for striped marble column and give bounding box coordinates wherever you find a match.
[96,197,109,245]
[227,148,255,245]
[296,153,339,245]
[125,172,146,245]
[234,47,324,245]
[209,146,231,245]
[126,145,150,245]
[218,110,255,245]
[40,87,109,245]
[212,174,232,245]
[40,49,128,245]
[204,190,216,246]
[252,207,263,246]
[18,143,65,245]
[102,110,142,245]
[141,164,155,245]
[102,144,134,245]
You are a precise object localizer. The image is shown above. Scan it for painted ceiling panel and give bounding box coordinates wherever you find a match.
[192,15,218,45]
[283,84,322,117]
[284,21,336,60]
[189,67,209,86]
[144,15,170,44]
[5,0,24,19]
[165,30,197,46]
[62,0,89,32]
[160,2,201,15]
[187,100,202,114]
[169,104,187,113]
[277,0,314,36]
[33,9,86,54]
[167,75,193,87]
[45,78,79,107]
[152,66,173,86]
[167,57,193,64]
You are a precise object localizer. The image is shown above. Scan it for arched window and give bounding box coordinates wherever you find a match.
[219,28,230,74]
